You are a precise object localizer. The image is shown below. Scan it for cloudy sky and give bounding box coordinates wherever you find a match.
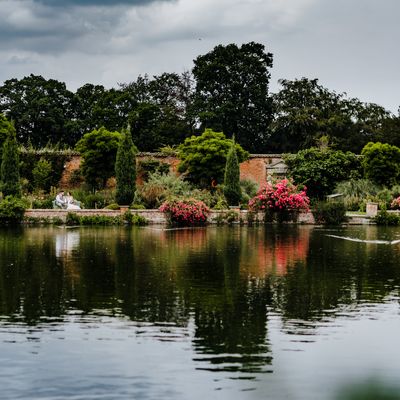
[0,0,398,112]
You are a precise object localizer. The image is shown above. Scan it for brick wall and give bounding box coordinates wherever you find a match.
[59,153,285,189]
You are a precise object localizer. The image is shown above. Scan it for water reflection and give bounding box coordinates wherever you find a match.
[0,225,399,388]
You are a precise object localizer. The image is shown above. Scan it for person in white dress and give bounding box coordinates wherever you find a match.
[65,192,81,210]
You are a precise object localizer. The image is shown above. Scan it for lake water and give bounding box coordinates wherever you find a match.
[0,225,399,400]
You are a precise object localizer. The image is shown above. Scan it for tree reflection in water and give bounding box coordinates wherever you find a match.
[0,225,399,378]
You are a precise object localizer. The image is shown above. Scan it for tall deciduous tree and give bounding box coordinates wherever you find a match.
[115,127,138,205]
[270,78,391,153]
[284,147,361,199]
[192,42,274,153]
[361,142,400,186]
[0,74,75,146]
[76,127,122,189]
[224,137,241,205]
[1,131,21,197]
[177,129,248,187]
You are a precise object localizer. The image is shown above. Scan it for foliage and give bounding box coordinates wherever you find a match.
[0,74,77,146]
[123,210,148,226]
[71,189,115,209]
[213,210,239,225]
[0,114,16,161]
[269,78,391,153]
[76,127,122,189]
[32,157,52,192]
[177,129,249,187]
[361,142,400,186]
[335,179,381,211]
[31,197,54,209]
[159,197,209,226]
[240,179,259,204]
[65,210,148,226]
[1,131,21,197]
[19,146,76,192]
[137,158,170,181]
[373,210,400,226]
[136,171,193,209]
[284,147,361,199]
[312,201,348,225]
[192,42,273,152]
[115,128,138,205]
[223,138,241,206]
[104,203,120,210]
[0,196,27,223]
[248,178,310,222]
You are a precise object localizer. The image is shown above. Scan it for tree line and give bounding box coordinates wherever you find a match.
[0,42,398,154]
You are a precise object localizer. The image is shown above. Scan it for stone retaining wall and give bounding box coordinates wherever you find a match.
[24,209,318,224]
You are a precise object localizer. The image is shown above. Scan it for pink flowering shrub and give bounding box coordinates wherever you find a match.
[391,196,400,210]
[248,179,310,222]
[159,198,210,226]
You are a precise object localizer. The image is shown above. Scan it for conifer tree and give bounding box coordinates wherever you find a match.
[1,131,21,197]
[223,137,241,206]
[115,126,138,205]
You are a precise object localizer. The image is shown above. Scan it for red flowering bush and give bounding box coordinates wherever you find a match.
[391,196,400,210]
[159,198,210,226]
[248,179,310,222]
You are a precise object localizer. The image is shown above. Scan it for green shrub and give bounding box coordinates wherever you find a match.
[214,210,239,225]
[123,210,148,226]
[104,203,120,210]
[177,129,249,187]
[65,211,147,226]
[76,127,122,189]
[335,179,381,211]
[312,201,348,225]
[361,142,400,186]
[130,203,146,210]
[373,210,400,226]
[32,197,54,209]
[71,189,115,209]
[0,196,28,224]
[223,138,241,206]
[137,159,170,181]
[32,157,52,192]
[1,131,21,197]
[115,128,138,205]
[284,147,361,199]
[65,212,81,226]
[240,179,258,204]
[137,172,192,208]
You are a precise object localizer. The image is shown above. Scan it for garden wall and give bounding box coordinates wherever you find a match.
[58,153,286,188]
[24,209,316,224]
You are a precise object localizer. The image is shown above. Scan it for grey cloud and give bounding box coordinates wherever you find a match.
[33,0,174,6]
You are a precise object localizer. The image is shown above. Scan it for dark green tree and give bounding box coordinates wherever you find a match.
[361,142,400,186]
[270,78,391,153]
[177,129,248,187]
[32,157,52,192]
[284,147,361,199]
[223,137,242,205]
[76,127,122,189]
[0,74,76,146]
[115,127,138,205]
[192,42,274,153]
[0,114,16,161]
[1,131,21,197]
